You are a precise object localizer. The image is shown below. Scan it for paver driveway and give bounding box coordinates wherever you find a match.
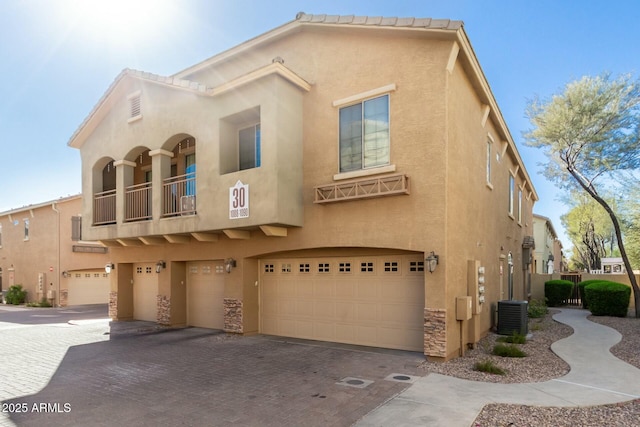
[0,305,425,426]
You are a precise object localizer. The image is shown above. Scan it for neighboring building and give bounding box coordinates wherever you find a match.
[591,257,626,275]
[68,13,538,360]
[533,214,564,274]
[0,195,111,306]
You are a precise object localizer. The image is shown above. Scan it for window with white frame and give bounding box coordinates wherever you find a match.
[24,219,29,241]
[486,139,492,184]
[339,94,390,172]
[508,174,515,216]
[518,189,523,223]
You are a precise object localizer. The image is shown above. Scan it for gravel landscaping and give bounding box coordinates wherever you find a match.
[419,308,640,426]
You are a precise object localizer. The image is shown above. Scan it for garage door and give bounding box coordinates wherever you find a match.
[260,254,425,351]
[67,270,110,305]
[133,263,158,322]
[187,261,225,329]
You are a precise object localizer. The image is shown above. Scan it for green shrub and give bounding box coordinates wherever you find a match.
[492,343,527,358]
[6,285,27,305]
[474,359,505,375]
[544,280,574,307]
[527,299,548,318]
[26,298,52,308]
[577,280,607,309]
[497,331,527,344]
[584,281,630,317]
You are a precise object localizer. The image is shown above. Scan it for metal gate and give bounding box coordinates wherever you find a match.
[561,273,582,306]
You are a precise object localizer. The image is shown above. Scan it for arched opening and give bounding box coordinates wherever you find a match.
[124,147,152,221]
[162,135,197,217]
[92,157,116,225]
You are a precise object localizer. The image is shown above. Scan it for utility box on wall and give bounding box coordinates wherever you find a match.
[467,260,485,314]
[456,296,472,321]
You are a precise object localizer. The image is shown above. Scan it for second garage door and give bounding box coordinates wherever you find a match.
[133,263,158,322]
[66,270,110,306]
[260,254,425,351]
[187,261,225,329]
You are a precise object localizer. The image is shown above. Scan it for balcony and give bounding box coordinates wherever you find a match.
[125,182,152,222]
[162,173,196,217]
[93,189,116,225]
[314,173,410,204]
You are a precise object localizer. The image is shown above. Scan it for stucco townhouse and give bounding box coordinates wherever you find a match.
[67,13,538,361]
[0,195,111,306]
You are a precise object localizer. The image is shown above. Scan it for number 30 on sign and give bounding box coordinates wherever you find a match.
[229,181,249,219]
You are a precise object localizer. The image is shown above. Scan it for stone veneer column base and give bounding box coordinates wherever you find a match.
[224,298,243,333]
[157,295,171,325]
[59,289,68,307]
[108,291,117,319]
[424,308,447,358]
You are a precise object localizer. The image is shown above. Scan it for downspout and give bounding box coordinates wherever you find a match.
[52,203,61,307]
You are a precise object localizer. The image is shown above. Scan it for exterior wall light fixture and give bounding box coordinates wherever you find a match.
[105,263,115,274]
[426,251,439,273]
[225,258,236,273]
[155,261,166,273]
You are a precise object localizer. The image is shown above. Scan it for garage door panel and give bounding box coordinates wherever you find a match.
[314,322,335,341]
[336,302,356,321]
[187,262,224,329]
[314,301,335,319]
[133,263,157,322]
[260,255,425,352]
[335,281,356,298]
[67,271,110,306]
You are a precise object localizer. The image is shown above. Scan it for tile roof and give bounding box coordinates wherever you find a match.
[295,12,463,30]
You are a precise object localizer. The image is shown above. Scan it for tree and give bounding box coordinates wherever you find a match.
[561,191,617,271]
[525,73,640,317]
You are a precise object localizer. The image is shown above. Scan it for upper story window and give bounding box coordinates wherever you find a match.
[239,124,261,170]
[71,216,82,241]
[339,94,389,172]
[486,138,492,185]
[220,106,261,174]
[518,189,523,223]
[24,218,29,241]
[508,174,515,217]
[0,223,2,247]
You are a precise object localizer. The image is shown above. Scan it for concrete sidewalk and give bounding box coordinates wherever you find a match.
[356,309,640,426]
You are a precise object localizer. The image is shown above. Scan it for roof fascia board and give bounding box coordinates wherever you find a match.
[208,62,311,97]
[0,194,82,217]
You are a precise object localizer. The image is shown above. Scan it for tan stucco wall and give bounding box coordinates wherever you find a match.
[0,197,110,305]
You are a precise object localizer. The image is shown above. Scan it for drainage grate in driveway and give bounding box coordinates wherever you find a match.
[384,373,420,383]
[336,377,374,389]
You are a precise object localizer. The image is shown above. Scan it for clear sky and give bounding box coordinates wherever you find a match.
[1,0,639,250]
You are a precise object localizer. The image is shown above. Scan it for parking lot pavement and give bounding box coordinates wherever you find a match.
[1,307,425,427]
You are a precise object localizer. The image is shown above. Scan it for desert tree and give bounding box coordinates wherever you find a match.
[525,73,640,317]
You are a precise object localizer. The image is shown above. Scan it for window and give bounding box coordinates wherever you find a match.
[518,189,523,223]
[384,261,399,272]
[410,261,424,272]
[71,216,82,241]
[185,153,196,196]
[318,263,330,273]
[239,124,261,170]
[360,262,374,273]
[299,263,310,273]
[486,139,492,184]
[281,263,291,273]
[264,264,274,273]
[24,219,29,241]
[339,94,389,172]
[339,262,351,273]
[508,175,515,216]
[0,223,2,247]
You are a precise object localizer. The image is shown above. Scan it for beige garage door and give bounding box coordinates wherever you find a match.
[187,261,225,329]
[260,254,425,351]
[67,270,110,305]
[133,263,158,322]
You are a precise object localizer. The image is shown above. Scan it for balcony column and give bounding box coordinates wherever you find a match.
[149,149,174,220]
[113,159,136,224]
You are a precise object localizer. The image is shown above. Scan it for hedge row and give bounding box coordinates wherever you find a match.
[581,280,630,317]
[544,280,574,307]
